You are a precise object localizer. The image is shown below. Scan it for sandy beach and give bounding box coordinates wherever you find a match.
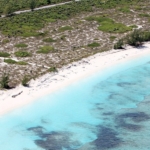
[0,42,150,116]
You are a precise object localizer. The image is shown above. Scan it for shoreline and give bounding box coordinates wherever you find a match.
[0,42,150,117]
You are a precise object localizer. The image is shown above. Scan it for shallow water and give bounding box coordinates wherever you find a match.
[1,55,150,150]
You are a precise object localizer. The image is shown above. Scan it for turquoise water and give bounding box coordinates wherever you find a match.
[1,54,150,150]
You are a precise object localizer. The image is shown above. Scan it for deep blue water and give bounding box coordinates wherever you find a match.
[1,53,150,150]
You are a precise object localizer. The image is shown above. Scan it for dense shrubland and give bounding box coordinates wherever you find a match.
[114,30,150,49]
[86,16,133,33]
[0,0,70,15]
[0,52,10,57]
[0,0,141,37]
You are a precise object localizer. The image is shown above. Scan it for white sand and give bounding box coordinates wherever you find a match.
[0,42,150,116]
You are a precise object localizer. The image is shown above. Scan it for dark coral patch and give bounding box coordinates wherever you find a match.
[102,112,114,116]
[116,112,150,131]
[117,82,135,87]
[116,119,141,131]
[108,93,132,102]
[91,127,122,149]
[35,132,74,150]
[119,112,150,122]
[27,126,45,135]
[27,126,79,150]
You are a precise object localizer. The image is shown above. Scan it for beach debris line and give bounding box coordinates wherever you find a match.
[12,91,23,98]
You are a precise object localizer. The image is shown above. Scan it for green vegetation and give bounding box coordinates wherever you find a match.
[59,26,73,32]
[126,30,150,46]
[4,4,14,16]
[114,39,124,49]
[22,75,30,86]
[0,52,10,57]
[14,51,31,57]
[99,21,132,33]
[4,59,28,65]
[129,25,138,29]
[0,73,9,89]
[114,30,150,48]
[0,0,148,87]
[86,16,132,33]
[36,31,48,37]
[109,36,116,41]
[43,37,55,42]
[48,67,58,72]
[118,7,131,13]
[86,15,111,22]
[134,6,143,11]
[4,59,17,64]
[88,42,100,48]
[2,39,9,44]
[17,61,28,65]
[37,46,54,54]
[0,0,140,37]
[139,13,150,17]
[30,0,36,11]
[60,35,66,40]
[15,43,28,48]
[20,31,48,37]
[0,0,71,15]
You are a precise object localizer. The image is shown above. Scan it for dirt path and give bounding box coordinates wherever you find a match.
[1,1,72,17]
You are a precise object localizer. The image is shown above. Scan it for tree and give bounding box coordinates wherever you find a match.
[22,75,30,87]
[0,73,9,89]
[114,39,124,49]
[30,0,36,11]
[4,4,14,16]
[47,0,51,4]
[126,29,143,46]
[48,67,58,72]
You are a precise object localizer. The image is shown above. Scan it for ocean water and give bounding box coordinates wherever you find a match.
[1,54,150,150]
